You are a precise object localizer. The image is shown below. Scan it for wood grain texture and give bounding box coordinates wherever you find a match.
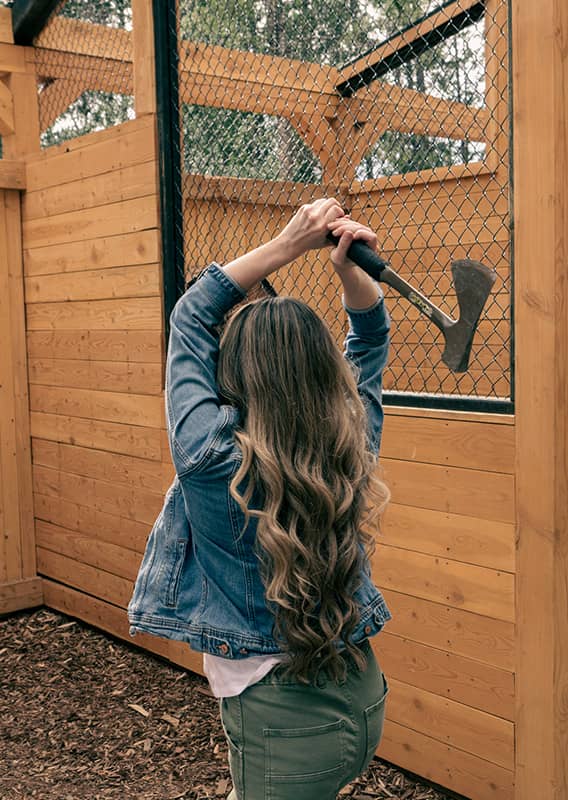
[381,503,515,572]
[24,230,160,277]
[377,630,514,719]
[374,544,514,622]
[0,578,43,614]
[512,0,568,797]
[33,463,163,527]
[23,160,158,221]
[27,329,162,363]
[381,458,514,523]
[30,413,162,460]
[379,719,513,800]
[382,589,514,671]
[386,676,514,769]
[29,357,162,395]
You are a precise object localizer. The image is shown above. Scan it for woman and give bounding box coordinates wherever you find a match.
[128,198,391,799]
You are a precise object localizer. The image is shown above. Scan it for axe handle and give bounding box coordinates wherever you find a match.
[328,235,455,333]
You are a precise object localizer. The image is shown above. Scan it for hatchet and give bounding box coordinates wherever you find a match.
[328,235,496,373]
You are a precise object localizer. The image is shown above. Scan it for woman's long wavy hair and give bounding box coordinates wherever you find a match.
[217,296,389,683]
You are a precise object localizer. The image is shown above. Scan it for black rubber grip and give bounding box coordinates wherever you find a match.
[327,234,388,281]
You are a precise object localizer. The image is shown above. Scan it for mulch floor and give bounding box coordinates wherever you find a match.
[1,608,460,800]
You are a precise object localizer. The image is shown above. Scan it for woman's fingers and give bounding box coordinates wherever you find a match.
[328,219,377,251]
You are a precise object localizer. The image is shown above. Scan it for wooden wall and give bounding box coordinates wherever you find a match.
[21,117,516,800]
[21,114,202,675]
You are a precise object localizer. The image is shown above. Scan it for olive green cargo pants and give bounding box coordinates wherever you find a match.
[220,639,388,800]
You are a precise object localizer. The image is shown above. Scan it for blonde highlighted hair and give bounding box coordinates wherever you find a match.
[218,296,389,683]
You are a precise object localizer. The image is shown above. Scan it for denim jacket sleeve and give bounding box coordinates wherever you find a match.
[343,289,391,456]
[165,263,245,476]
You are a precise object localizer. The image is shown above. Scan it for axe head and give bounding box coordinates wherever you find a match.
[442,259,497,373]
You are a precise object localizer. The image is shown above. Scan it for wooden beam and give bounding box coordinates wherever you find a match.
[337,0,485,96]
[0,160,26,190]
[37,78,83,130]
[179,41,339,97]
[30,47,133,95]
[132,0,156,116]
[512,0,568,799]
[0,7,14,44]
[341,81,490,144]
[0,578,43,614]
[0,77,14,135]
[33,16,132,60]
[12,0,60,45]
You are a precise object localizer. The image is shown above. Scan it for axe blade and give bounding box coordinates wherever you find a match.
[442,259,497,372]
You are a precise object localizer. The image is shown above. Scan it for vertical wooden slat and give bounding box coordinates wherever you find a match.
[132,0,157,116]
[512,0,568,798]
[2,69,40,158]
[5,190,36,577]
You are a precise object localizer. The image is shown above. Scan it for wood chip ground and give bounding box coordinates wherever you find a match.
[0,609,461,800]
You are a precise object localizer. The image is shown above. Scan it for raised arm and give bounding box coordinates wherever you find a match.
[327,216,391,455]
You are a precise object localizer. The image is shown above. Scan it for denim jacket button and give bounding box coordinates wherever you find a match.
[364,625,372,635]
[218,643,229,655]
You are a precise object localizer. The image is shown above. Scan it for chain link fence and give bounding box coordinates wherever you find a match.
[163,0,512,408]
[32,0,133,148]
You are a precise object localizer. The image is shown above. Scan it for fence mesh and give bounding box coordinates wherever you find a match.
[33,0,134,148]
[170,0,512,405]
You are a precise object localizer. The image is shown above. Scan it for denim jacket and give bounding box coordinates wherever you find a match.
[128,264,391,659]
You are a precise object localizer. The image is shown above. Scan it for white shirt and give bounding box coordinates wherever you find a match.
[203,652,287,698]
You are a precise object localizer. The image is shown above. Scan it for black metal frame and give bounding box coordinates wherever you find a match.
[337,0,485,96]
[153,0,185,345]
[12,0,60,44]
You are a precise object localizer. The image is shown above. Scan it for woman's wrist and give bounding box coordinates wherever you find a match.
[223,236,297,291]
[340,265,381,310]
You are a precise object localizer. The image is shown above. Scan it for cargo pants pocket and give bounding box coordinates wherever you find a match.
[264,718,345,800]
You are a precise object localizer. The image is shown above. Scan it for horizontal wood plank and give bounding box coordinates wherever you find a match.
[36,520,140,582]
[24,230,160,276]
[382,589,514,671]
[374,544,514,622]
[34,493,149,553]
[381,458,514,523]
[24,263,160,303]
[23,195,159,250]
[23,160,157,222]
[381,414,514,473]
[27,329,162,362]
[37,546,132,608]
[29,357,163,395]
[0,577,43,614]
[25,116,155,191]
[386,676,514,769]
[379,719,513,800]
[381,503,515,573]
[26,296,162,331]
[33,464,163,527]
[30,385,164,429]
[30,414,162,461]
[32,439,170,493]
[377,630,514,719]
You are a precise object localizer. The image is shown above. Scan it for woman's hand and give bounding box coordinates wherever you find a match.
[326,216,378,276]
[276,198,346,262]
[326,216,382,310]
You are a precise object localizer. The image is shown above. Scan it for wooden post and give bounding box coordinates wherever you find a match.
[0,17,42,613]
[132,0,157,116]
[512,0,568,798]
